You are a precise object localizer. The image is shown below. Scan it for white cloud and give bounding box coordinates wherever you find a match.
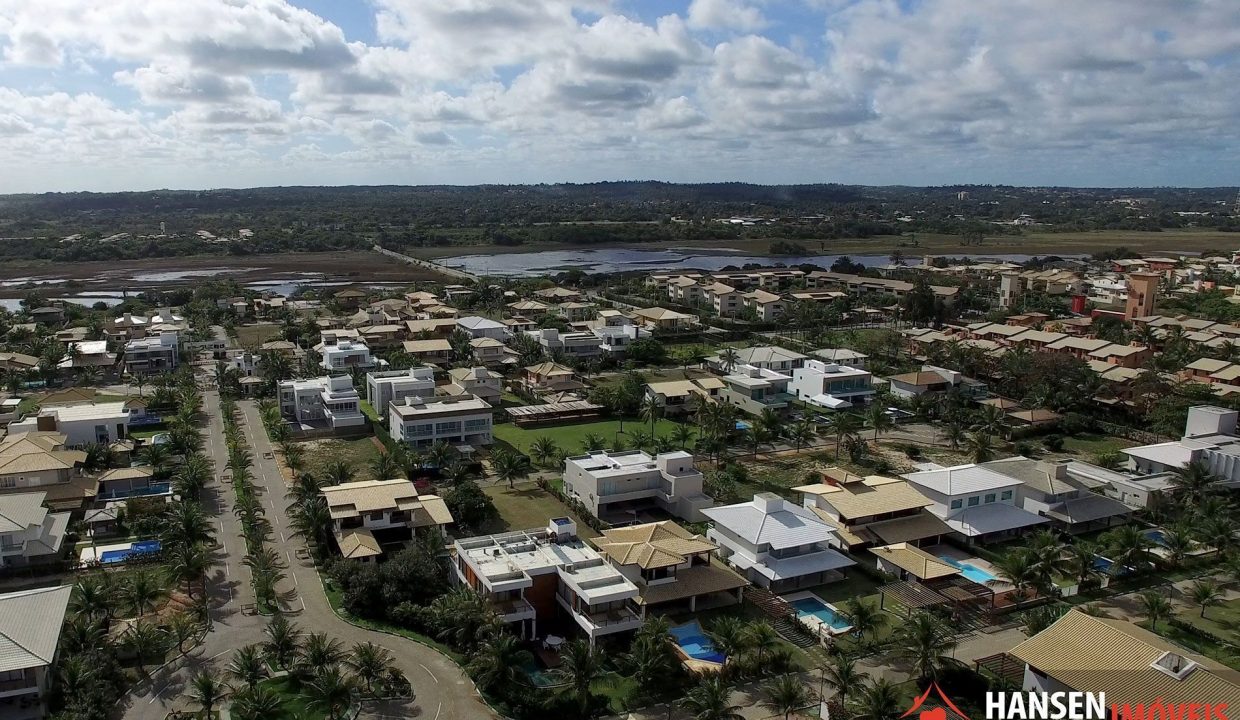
[686,0,767,32]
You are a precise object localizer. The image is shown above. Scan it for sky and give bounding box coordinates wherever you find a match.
[0,0,1237,192]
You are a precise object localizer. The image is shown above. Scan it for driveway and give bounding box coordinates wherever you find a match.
[118,393,495,720]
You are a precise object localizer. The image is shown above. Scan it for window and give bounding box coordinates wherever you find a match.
[984,493,997,504]
[1000,490,1013,501]
[0,478,14,489]
[967,496,980,507]
[949,499,963,510]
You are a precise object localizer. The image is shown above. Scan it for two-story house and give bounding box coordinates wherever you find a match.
[389,394,493,448]
[532,328,601,360]
[594,324,648,358]
[122,331,179,374]
[366,367,436,412]
[591,521,747,615]
[469,337,509,367]
[793,469,948,550]
[278,375,366,430]
[719,365,795,415]
[457,316,510,341]
[0,585,73,718]
[0,492,69,568]
[789,360,876,409]
[452,518,641,645]
[446,367,503,406]
[401,339,453,365]
[322,478,453,561]
[563,450,714,522]
[981,457,1133,534]
[902,463,1049,544]
[7,403,130,448]
[644,378,724,416]
[320,340,376,371]
[702,493,855,591]
[709,346,806,374]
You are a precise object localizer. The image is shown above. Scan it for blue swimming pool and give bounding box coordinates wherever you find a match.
[99,540,162,564]
[670,621,726,664]
[1142,529,1169,547]
[939,555,997,583]
[790,596,852,631]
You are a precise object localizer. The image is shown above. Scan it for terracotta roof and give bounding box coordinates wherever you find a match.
[336,527,383,559]
[321,479,454,526]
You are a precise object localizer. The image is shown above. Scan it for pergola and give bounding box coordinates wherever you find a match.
[974,652,1026,688]
[926,575,996,607]
[877,580,950,613]
[506,401,604,426]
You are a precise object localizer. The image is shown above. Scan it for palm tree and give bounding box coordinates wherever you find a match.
[762,674,812,720]
[942,421,966,451]
[1193,515,1235,553]
[348,642,399,698]
[490,449,529,489]
[559,639,604,717]
[530,436,559,468]
[322,459,354,486]
[967,431,997,463]
[167,611,200,656]
[843,598,885,648]
[742,621,781,666]
[308,666,357,720]
[820,655,868,707]
[704,616,748,658]
[828,413,862,459]
[672,422,695,451]
[175,453,213,498]
[125,569,162,617]
[580,432,607,453]
[467,631,533,693]
[125,620,168,673]
[164,500,214,549]
[788,418,817,453]
[228,645,269,692]
[849,678,902,720]
[898,612,958,683]
[263,615,302,670]
[165,542,209,598]
[639,394,662,436]
[232,686,282,720]
[991,548,1039,599]
[1188,579,1222,619]
[1138,591,1173,630]
[1160,525,1195,567]
[865,403,894,442]
[1103,525,1154,576]
[71,575,117,621]
[369,452,400,482]
[719,348,741,373]
[188,671,227,719]
[1170,460,1217,505]
[300,632,347,677]
[680,676,744,720]
[973,405,1007,436]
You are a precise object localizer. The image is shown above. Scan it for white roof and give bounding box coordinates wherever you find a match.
[51,402,127,421]
[749,549,855,580]
[458,316,507,331]
[1121,442,1195,468]
[702,494,836,550]
[807,394,852,409]
[904,463,1023,496]
[0,492,48,533]
[944,503,1049,536]
[0,586,72,672]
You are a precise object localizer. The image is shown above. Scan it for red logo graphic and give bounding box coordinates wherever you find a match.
[900,683,970,720]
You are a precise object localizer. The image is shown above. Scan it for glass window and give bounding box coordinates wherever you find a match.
[967,496,980,507]
[949,499,963,509]
[984,493,997,504]
[1000,490,1013,501]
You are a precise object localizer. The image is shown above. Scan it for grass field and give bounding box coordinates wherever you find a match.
[300,437,386,481]
[253,676,327,720]
[1061,434,1136,458]
[484,482,600,538]
[492,417,694,456]
[1177,596,1240,641]
[234,323,282,348]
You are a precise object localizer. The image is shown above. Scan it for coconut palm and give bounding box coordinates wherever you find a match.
[1160,525,1195,567]
[164,500,214,549]
[165,541,210,598]
[1188,579,1223,619]
[762,674,812,720]
[188,671,227,718]
[942,422,967,450]
[308,666,357,720]
[467,631,533,694]
[842,598,885,648]
[348,642,400,698]
[672,422,695,451]
[973,405,1007,436]
[1102,525,1155,575]
[788,418,818,453]
[125,620,168,673]
[1063,540,1102,589]
[719,348,741,373]
[166,611,200,656]
[849,678,902,720]
[228,644,269,692]
[1138,591,1173,630]
[865,403,894,441]
[1170,460,1217,505]
[967,431,997,463]
[1193,515,1234,553]
[322,459,354,487]
[263,615,302,670]
[639,394,663,436]
[704,616,748,658]
[71,575,117,621]
[559,639,604,717]
[232,685,282,720]
[281,442,306,475]
[580,432,607,453]
[530,436,560,468]
[369,452,401,482]
[827,413,862,459]
[742,621,781,667]
[629,429,654,453]
[124,569,162,617]
[288,496,334,551]
[490,448,530,489]
[175,453,213,498]
[991,548,1039,598]
[680,676,744,720]
[897,611,958,683]
[820,656,867,706]
[299,632,347,676]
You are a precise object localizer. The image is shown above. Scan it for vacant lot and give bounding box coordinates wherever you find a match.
[484,481,599,538]
[234,323,281,348]
[299,436,386,481]
[492,417,693,456]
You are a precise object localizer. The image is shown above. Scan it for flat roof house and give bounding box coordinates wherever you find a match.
[8,403,130,448]
[278,375,366,430]
[0,492,70,568]
[703,493,855,592]
[1121,406,1240,492]
[452,518,641,645]
[366,367,436,413]
[0,585,74,718]
[789,359,875,410]
[123,331,179,374]
[322,479,453,561]
[389,394,493,449]
[320,339,376,371]
[719,364,795,415]
[903,463,1049,543]
[591,521,747,615]
[564,450,714,523]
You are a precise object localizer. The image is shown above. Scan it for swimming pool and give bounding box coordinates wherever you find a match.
[790,596,853,632]
[99,540,162,564]
[938,555,997,583]
[1142,529,1169,547]
[670,620,726,664]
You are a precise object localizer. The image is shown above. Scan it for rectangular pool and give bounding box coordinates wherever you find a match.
[938,555,997,583]
[99,540,162,564]
[669,620,726,664]
[790,596,852,632]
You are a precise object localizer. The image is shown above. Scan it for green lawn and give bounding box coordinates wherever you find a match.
[1176,597,1240,641]
[235,323,282,348]
[252,676,326,720]
[1061,434,1136,457]
[358,400,382,423]
[798,569,884,605]
[484,482,600,538]
[492,417,694,456]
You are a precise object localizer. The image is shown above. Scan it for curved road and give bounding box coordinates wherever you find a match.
[118,391,493,720]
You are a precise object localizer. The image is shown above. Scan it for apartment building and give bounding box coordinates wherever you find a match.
[703,493,854,591]
[0,585,73,718]
[278,375,366,430]
[563,450,713,522]
[389,394,493,448]
[322,478,453,561]
[741,289,785,321]
[366,367,436,412]
[702,282,740,317]
[122,331,179,374]
[667,276,703,305]
[452,518,642,644]
[789,359,875,409]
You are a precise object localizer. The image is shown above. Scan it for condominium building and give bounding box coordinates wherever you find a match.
[452,518,641,644]
[563,450,713,522]
[278,375,366,430]
[389,394,493,448]
[366,367,436,411]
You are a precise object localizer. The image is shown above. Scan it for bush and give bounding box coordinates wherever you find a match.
[1014,441,1039,457]
[900,443,923,459]
[1041,434,1065,452]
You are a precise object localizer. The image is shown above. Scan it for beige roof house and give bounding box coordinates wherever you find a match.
[591,521,748,608]
[793,473,933,521]
[593,521,717,569]
[871,543,961,580]
[0,585,73,674]
[321,479,453,526]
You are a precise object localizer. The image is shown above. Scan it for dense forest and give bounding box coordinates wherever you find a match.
[0,182,1234,262]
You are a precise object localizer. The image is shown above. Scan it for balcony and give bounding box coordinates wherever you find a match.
[490,597,536,621]
[579,604,642,629]
[0,673,38,698]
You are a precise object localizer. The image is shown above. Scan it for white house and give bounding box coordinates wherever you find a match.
[322,479,453,561]
[446,367,502,406]
[278,375,366,429]
[594,324,647,357]
[0,585,73,717]
[366,367,436,412]
[702,492,855,591]
[981,457,1133,534]
[903,463,1049,543]
[452,518,641,645]
[389,394,493,448]
[709,346,806,373]
[811,348,869,370]
[320,340,376,371]
[456,316,510,341]
[531,328,601,359]
[0,492,69,567]
[789,359,875,409]
[719,365,794,415]
[1121,406,1240,492]
[563,450,714,522]
[123,331,179,374]
[8,403,130,447]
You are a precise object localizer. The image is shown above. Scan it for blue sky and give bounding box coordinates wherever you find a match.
[0,0,1236,192]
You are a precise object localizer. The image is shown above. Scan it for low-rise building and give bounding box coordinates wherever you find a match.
[811,349,869,369]
[0,492,69,567]
[719,364,794,415]
[446,367,502,406]
[1122,405,1240,491]
[591,521,747,615]
[532,328,601,360]
[702,492,855,591]
[563,450,713,522]
[981,457,1132,534]
[741,289,785,321]
[8,403,130,447]
[631,307,698,331]
[366,367,436,412]
[401,339,453,364]
[0,433,92,510]
[123,331,179,374]
[902,463,1049,543]
[709,346,805,374]
[320,339,376,371]
[278,375,366,429]
[594,324,647,357]
[702,282,741,317]
[322,479,453,561]
[886,365,986,399]
[794,469,947,550]
[789,359,875,409]
[644,377,724,415]
[0,585,74,717]
[389,394,493,449]
[452,518,641,644]
[456,316,510,341]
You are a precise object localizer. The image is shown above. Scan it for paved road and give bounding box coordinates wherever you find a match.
[119,392,494,720]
